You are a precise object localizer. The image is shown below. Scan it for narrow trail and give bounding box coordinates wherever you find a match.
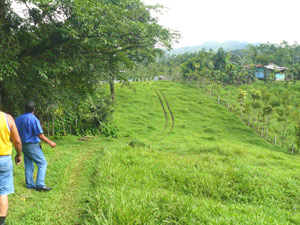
[54,147,101,224]
[9,138,104,225]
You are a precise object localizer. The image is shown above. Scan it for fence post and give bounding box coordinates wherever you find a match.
[265,127,268,140]
[260,126,264,137]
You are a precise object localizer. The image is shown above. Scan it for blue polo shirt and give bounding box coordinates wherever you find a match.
[15,113,43,144]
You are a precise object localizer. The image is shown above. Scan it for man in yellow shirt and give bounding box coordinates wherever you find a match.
[0,111,22,225]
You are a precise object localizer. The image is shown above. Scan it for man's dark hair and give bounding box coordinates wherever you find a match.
[25,101,36,113]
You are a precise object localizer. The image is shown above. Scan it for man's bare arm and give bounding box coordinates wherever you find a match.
[38,134,57,148]
[7,114,22,165]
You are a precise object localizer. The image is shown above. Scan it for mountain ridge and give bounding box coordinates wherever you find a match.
[168,41,261,55]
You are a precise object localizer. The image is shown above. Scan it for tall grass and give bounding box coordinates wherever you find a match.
[84,81,300,224]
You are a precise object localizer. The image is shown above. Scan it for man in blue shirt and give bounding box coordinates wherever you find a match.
[15,101,56,191]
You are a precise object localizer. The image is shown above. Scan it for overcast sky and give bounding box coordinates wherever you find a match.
[143,0,300,48]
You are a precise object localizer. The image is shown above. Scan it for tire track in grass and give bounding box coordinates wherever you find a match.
[159,90,175,132]
[153,88,168,131]
[153,88,175,142]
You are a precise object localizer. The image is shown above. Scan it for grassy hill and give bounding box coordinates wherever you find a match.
[8,81,300,224]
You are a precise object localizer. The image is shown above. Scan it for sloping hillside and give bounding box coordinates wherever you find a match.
[89,81,300,224]
[8,81,300,225]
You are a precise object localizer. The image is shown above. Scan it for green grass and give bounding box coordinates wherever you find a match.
[8,81,300,224]
[9,136,103,225]
[204,81,300,150]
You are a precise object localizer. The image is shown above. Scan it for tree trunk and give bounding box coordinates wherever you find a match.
[240,103,243,120]
[110,80,115,102]
[218,96,220,104]
[274,136,277,146]
[75,118,78,134]
[248,116,251,126]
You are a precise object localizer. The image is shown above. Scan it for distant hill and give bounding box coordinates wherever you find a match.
[168,41,260,55]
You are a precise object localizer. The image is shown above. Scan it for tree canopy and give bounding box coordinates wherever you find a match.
[0,0,177,135]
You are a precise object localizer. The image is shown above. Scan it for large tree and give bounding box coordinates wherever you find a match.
[0,0,177,113]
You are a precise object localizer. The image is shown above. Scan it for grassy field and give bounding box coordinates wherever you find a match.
[8,81,300,224]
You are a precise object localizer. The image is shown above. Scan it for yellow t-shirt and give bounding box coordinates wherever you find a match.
[0,112,12,155]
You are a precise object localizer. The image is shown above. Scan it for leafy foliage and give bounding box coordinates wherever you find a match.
[0,0,176,136]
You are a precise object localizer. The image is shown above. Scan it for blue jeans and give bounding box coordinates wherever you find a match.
[0,155,14,195]
[22,143,47,188]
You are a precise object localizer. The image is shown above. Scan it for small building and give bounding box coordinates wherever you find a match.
[153,76,164,81]
[255,64,265,79]
[255,63,287,81]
